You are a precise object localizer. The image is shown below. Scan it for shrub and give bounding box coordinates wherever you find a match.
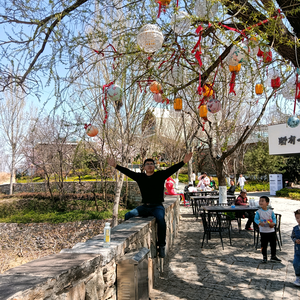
[236,182,269,192]
[276,188,300,199]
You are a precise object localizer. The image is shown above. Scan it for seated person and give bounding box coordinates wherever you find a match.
[209,176,216,190]
[197,172,210,191]
[235,189,254,231]
[188,182,197,192]
[165,177,187,206]
[227,180,236,195]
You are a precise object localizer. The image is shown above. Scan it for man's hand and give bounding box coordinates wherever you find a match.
[107,157,117,168]
[183,152,193,164]
[296,239,300,244]
[259,222,265,227]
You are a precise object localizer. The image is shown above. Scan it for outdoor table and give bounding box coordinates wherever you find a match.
[202,205,260,238]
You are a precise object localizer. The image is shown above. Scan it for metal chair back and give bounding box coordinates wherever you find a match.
[200,212,232,249]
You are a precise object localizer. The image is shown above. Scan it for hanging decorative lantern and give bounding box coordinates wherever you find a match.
[154,93,163,103]
[150,81,162,94]
[202,83,214,97]
[84,124,98,137]
[171,11,191,35]
[207,110,222,124]
[156,0,171,18]
[227,42,248,66]
[199,104,208,118]
[271,76,280,89]
[287,116,300,128]
[263,50,272,63]
[255,84,263,95]
[207,99,221,113]
[194,0,219,20]
[229,64,241,73]
[257,48,264,57]
[137,24,164,53]
[168,64,185,86]
[246,36,259,57]
[106,84,123,101]
[174,98,182,111]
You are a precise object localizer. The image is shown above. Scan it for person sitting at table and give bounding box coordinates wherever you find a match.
[235,189,254,231]
[227,180,236,195]
[197,172,210,191]
[165,177,187,206]
[188,182,197,192]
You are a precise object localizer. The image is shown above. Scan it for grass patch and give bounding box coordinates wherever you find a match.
[0,198,130,224]
[276,188,300,200]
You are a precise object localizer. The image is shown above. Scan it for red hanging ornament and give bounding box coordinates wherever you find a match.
[263,50,272,63]
[229,72,237,95]
[271,77,280,89]
[257,48,264,57]
[156,0,171,18]
[192,25,204,95]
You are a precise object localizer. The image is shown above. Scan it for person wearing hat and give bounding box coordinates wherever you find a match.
[235,189,254,231]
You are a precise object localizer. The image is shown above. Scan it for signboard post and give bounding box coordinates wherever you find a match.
[268,124,300,155]
[269,174,283,196]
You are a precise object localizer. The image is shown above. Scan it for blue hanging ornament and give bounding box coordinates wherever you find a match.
[287,115,300,128]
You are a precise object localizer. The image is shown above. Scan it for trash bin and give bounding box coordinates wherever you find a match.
[117,247,150,300]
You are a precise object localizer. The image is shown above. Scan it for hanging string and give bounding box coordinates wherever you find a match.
[294,73,299,114]
[102,82,114,124]
[192,24,205,95]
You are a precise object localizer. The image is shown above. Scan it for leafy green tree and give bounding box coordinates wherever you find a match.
[244,142,285,178]
[280,155,300,184]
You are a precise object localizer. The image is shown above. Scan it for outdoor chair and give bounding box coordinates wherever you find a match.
[253,213,282,250]
[200,212,232,250]
[195,198,217,219]
[225,198,242,232]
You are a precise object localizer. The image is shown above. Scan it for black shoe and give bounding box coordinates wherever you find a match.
[261,257,267,263]
[270,256,281,262]
[158,246,165,258]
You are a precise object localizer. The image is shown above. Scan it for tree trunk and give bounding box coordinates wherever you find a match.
[9,146,16,195]
[188,159,193,184]
[215,159,228,204]
[112,172,124,227]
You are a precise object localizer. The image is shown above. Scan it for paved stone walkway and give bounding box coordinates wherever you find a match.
[150,195,300,300]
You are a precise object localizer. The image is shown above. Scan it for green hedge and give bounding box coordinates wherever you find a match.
[276,188,300,200]
[236,182,269,192]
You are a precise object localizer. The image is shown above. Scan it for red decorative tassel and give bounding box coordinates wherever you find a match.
[257,48,264,57]
[263,50,272,63]
[229,72,236,95]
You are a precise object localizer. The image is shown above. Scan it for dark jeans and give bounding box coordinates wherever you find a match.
[125,204,166,247]
[236,211,254,229]
[260,231,276,258]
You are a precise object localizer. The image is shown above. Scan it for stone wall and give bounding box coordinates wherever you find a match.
[0,196,180,300]
[0,181,142,203]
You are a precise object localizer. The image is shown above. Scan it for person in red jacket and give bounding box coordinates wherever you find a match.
[235,189,254,231]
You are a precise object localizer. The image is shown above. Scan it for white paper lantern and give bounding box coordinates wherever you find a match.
[153,93,163,103]
[195,0,219,20]
[168,64,185,86]
[227,42,248,65]
[137,24,164,53]
[246,37,259,57]
[171,11,191,35]
[282,77,296,99]
[207,110,222,123]
[207,98,221,113]
[107,84,122,101]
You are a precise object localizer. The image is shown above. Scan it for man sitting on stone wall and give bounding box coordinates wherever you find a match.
[107,153,192,258]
